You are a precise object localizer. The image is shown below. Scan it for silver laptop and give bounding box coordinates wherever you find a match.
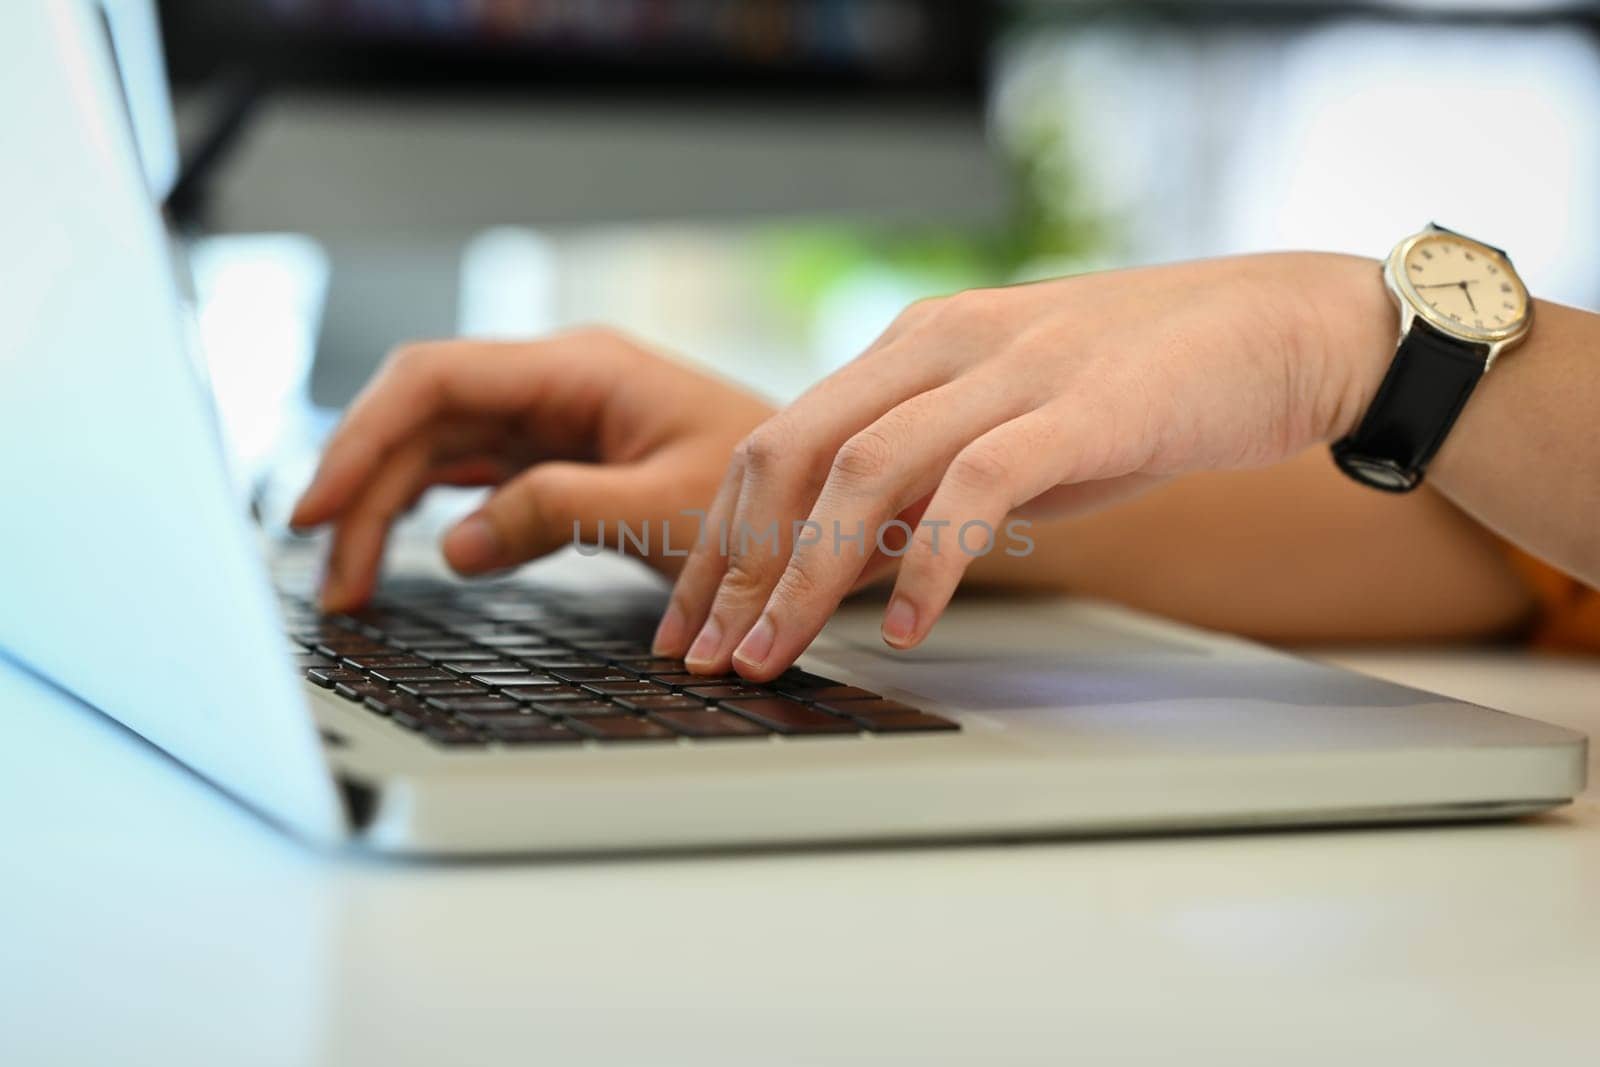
[0,0,1583,855]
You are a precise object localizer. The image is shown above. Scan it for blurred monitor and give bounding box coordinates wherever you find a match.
[159,0,988,102]
[155,1,1002,235]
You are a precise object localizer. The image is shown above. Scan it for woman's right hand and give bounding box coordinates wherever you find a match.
[290,328,775,612]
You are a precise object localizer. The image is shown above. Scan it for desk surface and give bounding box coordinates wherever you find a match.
[3,648,1597,1066]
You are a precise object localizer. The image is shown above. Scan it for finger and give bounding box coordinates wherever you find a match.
[320,423,504,610]
[679,431,821,674]
[292,332,625,528]
[440,453,687,576]
[391,457,517,523]
[883,402,1128,649]
[730,376,1029,680]
[675,335,970,674]
[652,454,745,657]
[426,456,517,490]
[319,437,438,611]
[850,495,931,593]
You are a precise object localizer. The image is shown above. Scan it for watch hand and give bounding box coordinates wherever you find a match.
[1461,282,1477,313]
[1415,280,1477,288]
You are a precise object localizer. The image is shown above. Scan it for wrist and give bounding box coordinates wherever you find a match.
[1287,253,1401,443]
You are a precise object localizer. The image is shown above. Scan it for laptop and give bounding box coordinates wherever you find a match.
[0,0,1583,855]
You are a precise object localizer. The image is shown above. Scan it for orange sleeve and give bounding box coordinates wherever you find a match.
[1502,546,1600,654]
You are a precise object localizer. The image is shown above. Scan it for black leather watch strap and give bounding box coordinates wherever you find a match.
[1331,318,1489,492]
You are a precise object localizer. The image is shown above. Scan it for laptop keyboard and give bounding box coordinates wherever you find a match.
[280,581,959,748]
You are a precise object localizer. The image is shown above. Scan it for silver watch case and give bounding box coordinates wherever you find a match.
[1382,223,1533,371]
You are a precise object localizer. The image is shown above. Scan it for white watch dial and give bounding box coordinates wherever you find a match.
[1401,233,1529,335]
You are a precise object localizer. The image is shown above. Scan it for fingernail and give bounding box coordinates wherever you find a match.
[733,614,776,670]
[882,596,918,647]
[443,515,502,573]
[652,603,687,656]
[685,617,723,669]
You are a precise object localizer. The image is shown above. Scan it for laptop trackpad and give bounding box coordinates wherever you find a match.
[810,598,1427,715]
[818,596,1206,663]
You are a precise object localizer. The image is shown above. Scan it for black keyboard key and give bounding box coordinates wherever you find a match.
[649,708,769,738]
[404,640,477,653]
[458,710,546,729]
[777,669,843,689]
[478,645,561,659]
[341,654,430,671]
[609,656,689,672]
[816,699,957,732]
[392,638,469,654]
[565,639,644,653]
[539,627,611,642]
[368,667,457,684]
[428,651,506,666]
[527,700,621,717]
[471,673,560,689]
[686,685,767,701]
[521,656,601,670]
[648,673,707,686]
[854,712,960,733]
[389,707,453,731]
[294,653,336,670]
[611,694,708,713]
[333,680,400,704]
[549,668,634,683]
[364,692,430,718]
[567,716,679,742]
[443,660,525,674]
[722,698,859,736]
[315,639,387,659]
[289,627,342,647]
[397,680,489,698]
[812,697,919,718]
[447,623,528,638]
[778,685,879,703]
[423,723,485,746]
[472,633,548,647]
[489,720,581,745]
[306,667,366,689]
[500,685,591,703]
[582,681,670,697]
[424,696,522,715]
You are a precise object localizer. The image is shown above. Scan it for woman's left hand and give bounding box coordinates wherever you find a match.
[652,252,1394,679]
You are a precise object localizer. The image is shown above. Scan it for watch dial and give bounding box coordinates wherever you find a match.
[1402,233,1529,334]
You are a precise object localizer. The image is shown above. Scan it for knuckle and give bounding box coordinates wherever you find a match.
[772,556,825,607]
[934,287,1004,332]
[386,341,449,374]
[382,344,427,378]
[947,440,1011,493]
[557,322,619,345]
[891,295,947,333]
[734,421,790,476]
[908,523,945,558]
[831,428,896,487]
[718,553,776,599]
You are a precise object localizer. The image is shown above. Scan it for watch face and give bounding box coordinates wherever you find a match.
[1395,231,1530,341]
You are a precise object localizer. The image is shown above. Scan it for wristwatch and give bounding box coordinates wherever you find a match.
[1331,223,1532,492]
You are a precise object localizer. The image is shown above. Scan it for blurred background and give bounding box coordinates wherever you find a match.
[143,0,1600,516]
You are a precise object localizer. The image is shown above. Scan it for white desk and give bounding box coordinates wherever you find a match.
[3,649,1597,1066]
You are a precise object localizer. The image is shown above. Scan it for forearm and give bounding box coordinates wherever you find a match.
[1429,298,1600,587]
[963,449,1533,644]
